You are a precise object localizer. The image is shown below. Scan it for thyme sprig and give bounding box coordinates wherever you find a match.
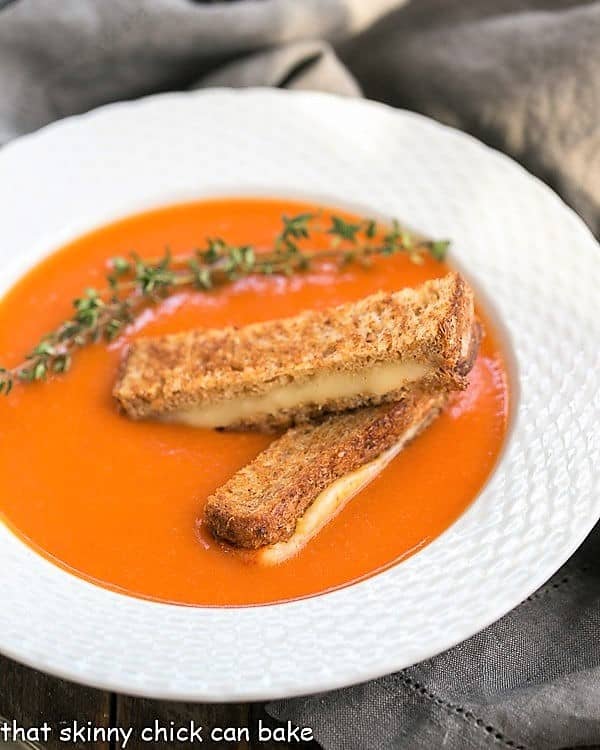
[0,212,449,395]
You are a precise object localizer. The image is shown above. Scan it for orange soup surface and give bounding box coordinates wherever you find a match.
[0,199,509,606]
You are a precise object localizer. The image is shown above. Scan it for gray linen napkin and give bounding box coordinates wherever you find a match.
[339,0,600,239]
[0,0,401,143]
[1,2,599,748]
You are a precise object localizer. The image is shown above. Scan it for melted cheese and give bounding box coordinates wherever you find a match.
[169,360,430,428]
[256,421,423,565]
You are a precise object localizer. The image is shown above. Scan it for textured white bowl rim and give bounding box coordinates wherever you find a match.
[0,89,598,702]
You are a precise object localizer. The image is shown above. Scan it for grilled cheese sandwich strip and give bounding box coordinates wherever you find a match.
[114,272,477,431]
[204,391,449,555]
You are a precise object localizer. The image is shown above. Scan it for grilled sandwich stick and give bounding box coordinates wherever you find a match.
[204,391,448,562]
[114,272,478,431]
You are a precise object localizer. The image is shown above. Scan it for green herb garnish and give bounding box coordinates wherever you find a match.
[0,212,448,395]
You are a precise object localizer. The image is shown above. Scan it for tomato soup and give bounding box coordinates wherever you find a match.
[0,198,509,606]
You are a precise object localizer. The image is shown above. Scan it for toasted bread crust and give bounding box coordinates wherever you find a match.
[203,391,447,549]
[114,272,475,430]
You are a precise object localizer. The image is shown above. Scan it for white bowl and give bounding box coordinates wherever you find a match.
[0,89,598,701]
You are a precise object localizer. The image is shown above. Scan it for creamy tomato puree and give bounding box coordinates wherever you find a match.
[0,198,509,606]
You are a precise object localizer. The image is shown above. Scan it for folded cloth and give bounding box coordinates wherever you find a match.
[340,0,600,236]
[1,1,599,748]
[0,0,400,143]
